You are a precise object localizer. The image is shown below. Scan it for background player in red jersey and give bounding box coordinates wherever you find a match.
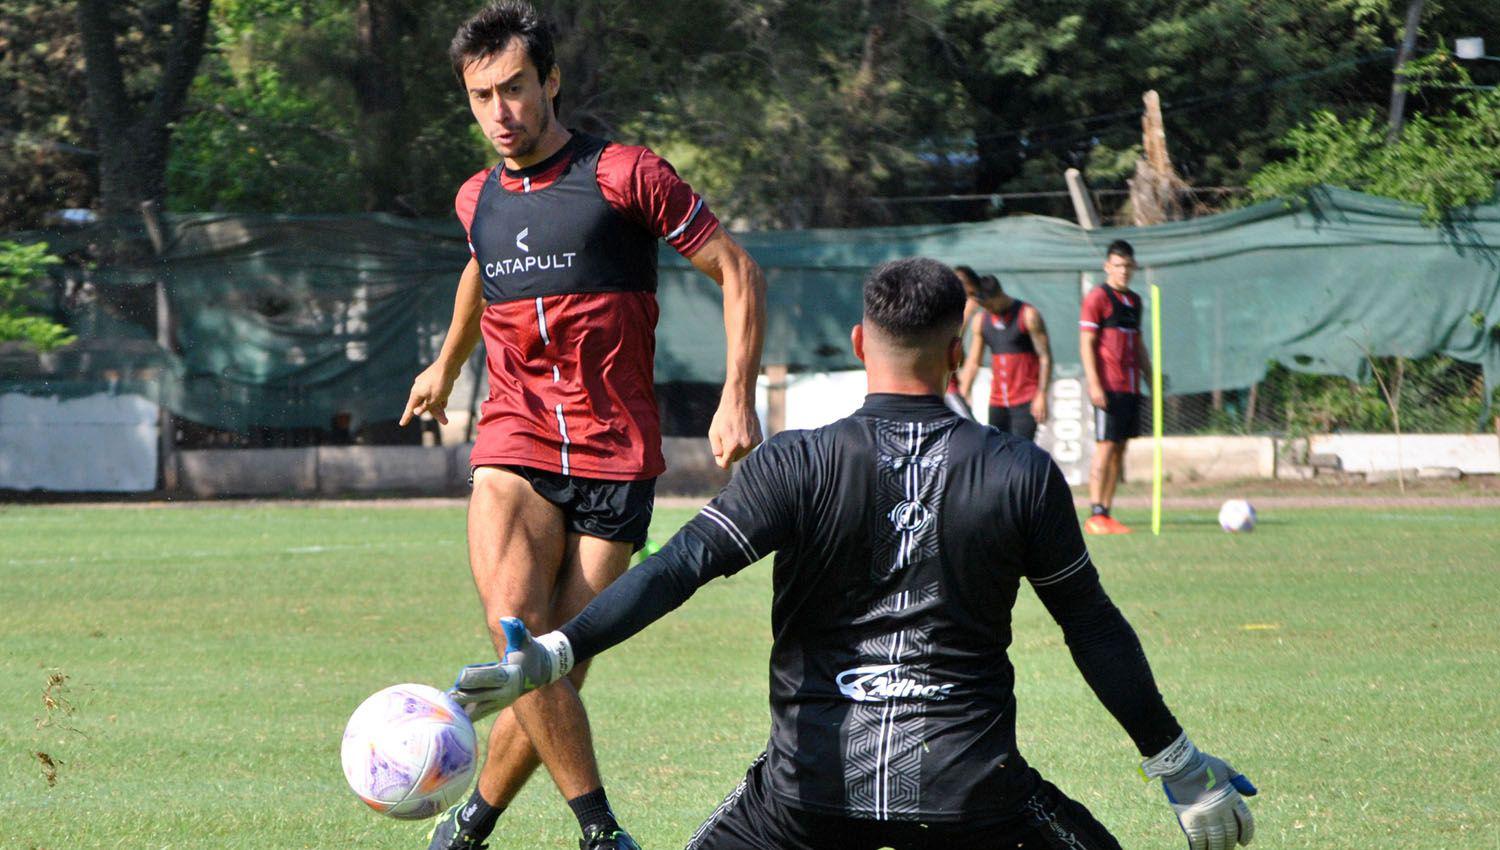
[955,272,1053,441]
[1079,240,1150,535]
[398,4,766,849]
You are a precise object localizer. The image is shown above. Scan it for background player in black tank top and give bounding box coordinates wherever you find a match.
[955,273,1053,441]
[463,259,1258,850]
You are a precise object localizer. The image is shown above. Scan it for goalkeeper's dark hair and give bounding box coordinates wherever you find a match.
[1107,239,1135,260]
[862,258,967,345]
[450,1,556,90]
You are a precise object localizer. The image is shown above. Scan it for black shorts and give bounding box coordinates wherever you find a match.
[1094,392,1141,443]
[686,753,1121,850]
[470,464,656,551]
[988,403,1038,441]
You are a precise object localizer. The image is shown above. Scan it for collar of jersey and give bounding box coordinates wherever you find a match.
[855,393,955,422]
[499,132,581,182]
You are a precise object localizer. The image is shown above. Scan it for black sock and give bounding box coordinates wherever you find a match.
[1091,503,1109,517]
[567,787,619,834]
[456,787,504,839]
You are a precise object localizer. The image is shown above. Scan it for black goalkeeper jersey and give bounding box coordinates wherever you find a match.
[562,393,1181,822]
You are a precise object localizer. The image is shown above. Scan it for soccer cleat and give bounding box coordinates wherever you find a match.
[426,802,489,850]
[579,824,642,850]
[1083,515,1111,535]
[1101,515,1133,534]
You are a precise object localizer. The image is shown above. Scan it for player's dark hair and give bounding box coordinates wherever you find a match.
[977,274,1003,297]
[450,1,556,89]
[1106,239,1135,260]
[863,258,967,343]
[952,264,978,282]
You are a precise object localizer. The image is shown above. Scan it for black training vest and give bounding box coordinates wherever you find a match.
[469,133,658,304]
[978,301,1036,355]
[1098,286,1141,330]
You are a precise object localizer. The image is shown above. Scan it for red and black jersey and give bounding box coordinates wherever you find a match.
[454,132,719,481]
[1079,285,1142,395]
[978,301,1040,407]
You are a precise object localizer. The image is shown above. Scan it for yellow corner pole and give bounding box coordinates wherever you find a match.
[1150,283,1164,536]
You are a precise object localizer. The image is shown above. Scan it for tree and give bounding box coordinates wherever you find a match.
[1248,50,1500,221]
[937,0,1401,206]
[0,1,98,230]
[0,241,73,352]
[76,0,213,219]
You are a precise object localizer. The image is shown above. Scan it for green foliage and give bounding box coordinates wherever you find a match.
[0,240,73,352]
[0,1,98,229]
[940,0,1403,200]
[1249,50,1500,221]
[1248,357,1494,435]
[167,68,360,213]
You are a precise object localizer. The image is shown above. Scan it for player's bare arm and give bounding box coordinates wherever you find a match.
[689,226,766,469]
[401,257,485,426]
[1080,327,1105,407]
[957,312,985,400]
[1025,306,1052,421]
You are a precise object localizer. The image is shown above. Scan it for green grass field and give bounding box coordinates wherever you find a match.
[2,502,1497,849]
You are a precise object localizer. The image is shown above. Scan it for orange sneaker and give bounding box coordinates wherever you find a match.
[1083,515,1111,535]
[1101,515,1133,534]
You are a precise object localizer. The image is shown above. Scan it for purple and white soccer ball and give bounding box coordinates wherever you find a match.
[1217,499,1257,533]
[341,683,477,819]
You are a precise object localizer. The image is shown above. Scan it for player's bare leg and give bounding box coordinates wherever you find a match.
[433,466,639,848]
[1102,442,1125,508]
[1086,441,1130,533]
[500,533,632,801]
[1088,441,1115,509]
[472,535,629,808]
[465,466,601,790]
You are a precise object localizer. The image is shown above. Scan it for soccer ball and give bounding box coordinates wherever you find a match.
[341,683,477,819]
[1217,499,1257,533]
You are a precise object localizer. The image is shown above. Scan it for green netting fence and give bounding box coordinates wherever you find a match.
[5,186,1499,434]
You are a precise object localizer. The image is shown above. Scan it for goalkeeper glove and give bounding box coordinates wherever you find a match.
[1142,733,1257,850]
[446,618,574,721]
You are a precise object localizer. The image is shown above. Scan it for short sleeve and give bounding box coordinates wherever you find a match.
[597,145,721,257]
[454,169,488,257]
[1079,287,1107,330]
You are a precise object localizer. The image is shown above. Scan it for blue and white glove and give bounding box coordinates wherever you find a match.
[446,618,574,721]
[1142,734,1257,850]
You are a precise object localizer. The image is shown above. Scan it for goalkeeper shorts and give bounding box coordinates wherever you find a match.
[685,752,1122,850]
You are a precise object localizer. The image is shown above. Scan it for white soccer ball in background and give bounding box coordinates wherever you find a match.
[341,683,477,819]
[1218,499,1257,533]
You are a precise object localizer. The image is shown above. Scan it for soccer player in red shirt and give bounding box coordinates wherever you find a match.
[1079,240,1151,535]
[399,4,766,848]
[955,272,1053,441]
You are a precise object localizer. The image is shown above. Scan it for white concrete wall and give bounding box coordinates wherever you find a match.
[0,393,159,491]
[1308,434,1500,475]
[1124,436,1277,482]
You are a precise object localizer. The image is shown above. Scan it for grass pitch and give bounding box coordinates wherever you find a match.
[2,501,1497,849]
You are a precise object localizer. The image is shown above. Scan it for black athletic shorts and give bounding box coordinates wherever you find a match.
[469,464,656,551]
[685,752,1122,850]
[1094,391,1141,443]
[988,402,1038,442]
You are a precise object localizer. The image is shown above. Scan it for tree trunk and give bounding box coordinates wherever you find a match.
[76,0,213,220]
[351,0,412,213]
[1387,0,1426,143]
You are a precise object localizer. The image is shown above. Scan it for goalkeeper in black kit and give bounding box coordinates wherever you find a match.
[451,258,1257,850]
